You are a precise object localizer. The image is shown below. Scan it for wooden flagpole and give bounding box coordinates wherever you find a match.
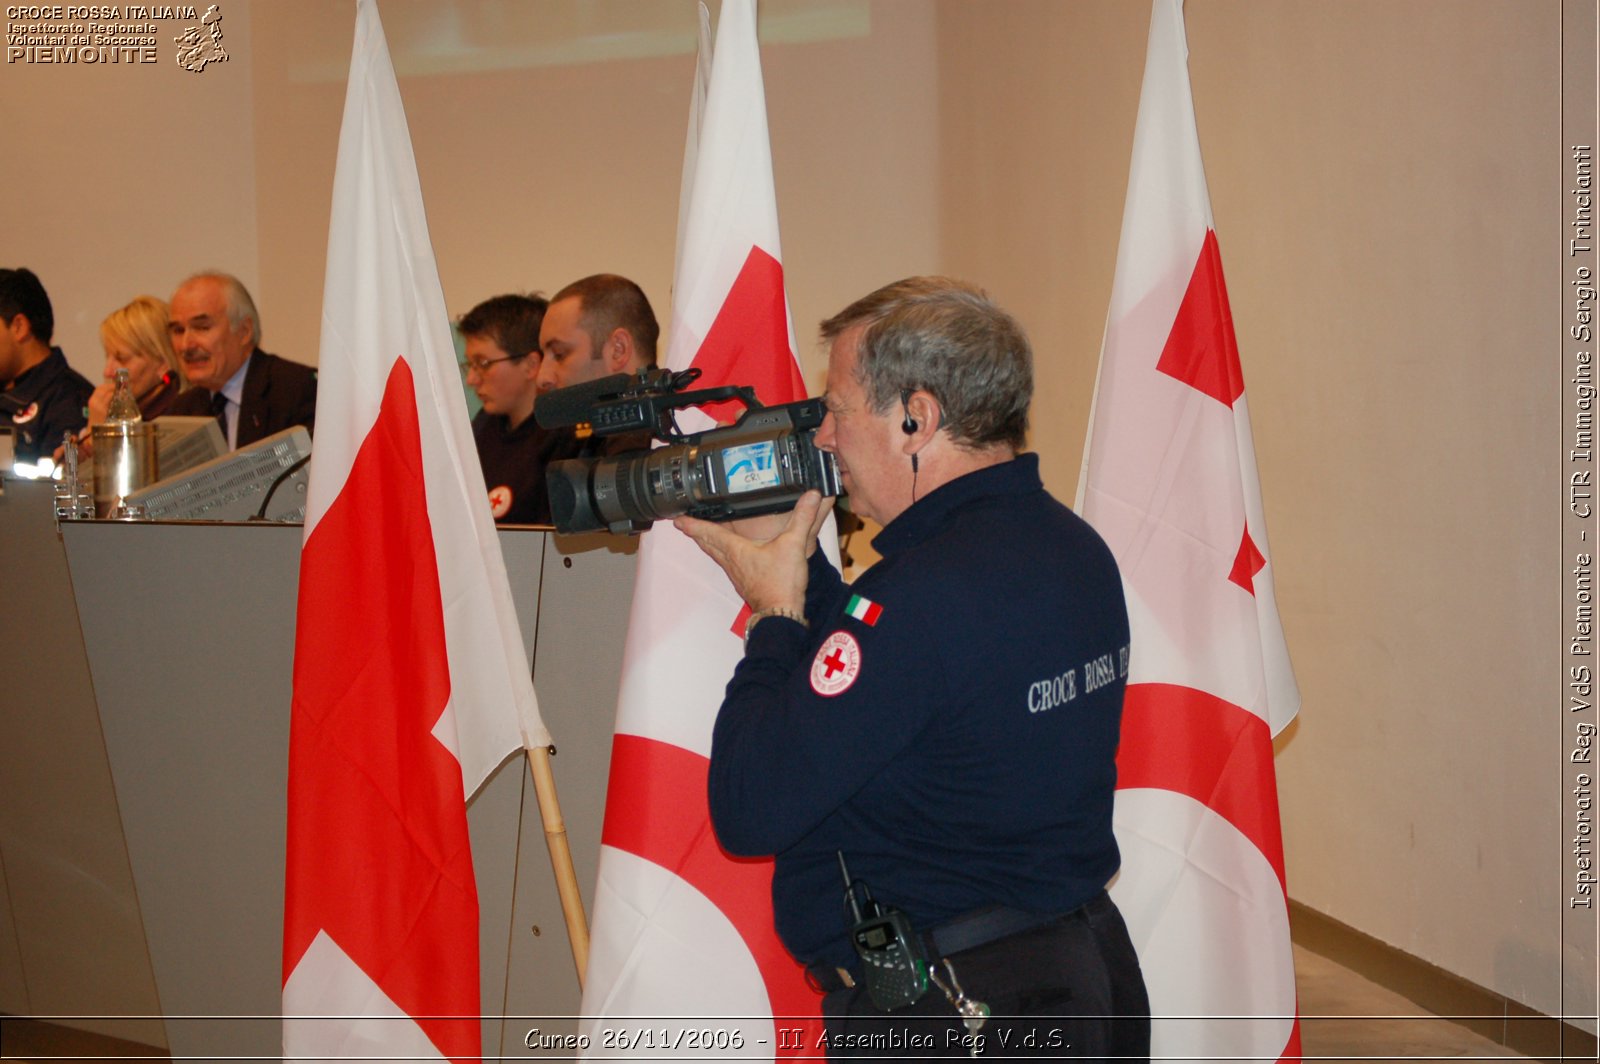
[525,743,589,989]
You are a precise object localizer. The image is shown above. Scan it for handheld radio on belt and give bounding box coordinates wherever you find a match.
[838,851,929,1009]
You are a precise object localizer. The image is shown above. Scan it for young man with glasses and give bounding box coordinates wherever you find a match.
[460,293,555,524]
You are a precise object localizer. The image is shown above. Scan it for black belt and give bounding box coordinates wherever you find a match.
[808,890,1111,994]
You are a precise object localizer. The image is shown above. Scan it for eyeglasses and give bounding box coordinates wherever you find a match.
[459,354,521,375]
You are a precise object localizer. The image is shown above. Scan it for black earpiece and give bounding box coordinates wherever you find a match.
[900,389,918,434]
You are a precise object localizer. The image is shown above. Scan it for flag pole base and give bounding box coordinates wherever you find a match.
[526,743,590,990]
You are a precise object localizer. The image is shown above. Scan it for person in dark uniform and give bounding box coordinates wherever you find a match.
[458,293,555,524]
[676,277,1150,1060]
[0,267,93,467]
[165,272,317,448]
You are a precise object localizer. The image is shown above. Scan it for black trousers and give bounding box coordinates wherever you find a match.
[820,894,1150,1061]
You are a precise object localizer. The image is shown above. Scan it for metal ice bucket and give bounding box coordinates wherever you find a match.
[92,422,159,518]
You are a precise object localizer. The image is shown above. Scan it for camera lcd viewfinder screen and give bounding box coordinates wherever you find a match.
[721,441,780,494]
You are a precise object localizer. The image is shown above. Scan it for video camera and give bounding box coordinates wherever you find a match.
[534,367,843,536]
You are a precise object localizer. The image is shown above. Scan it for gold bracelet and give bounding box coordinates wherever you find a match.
[744,606,807,647]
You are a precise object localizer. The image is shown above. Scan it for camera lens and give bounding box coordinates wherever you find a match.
[546,460,604,534]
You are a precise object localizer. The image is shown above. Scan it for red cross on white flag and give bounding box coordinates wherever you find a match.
[578,1,836,1055]
[1078,2,1303,1061]
[281,2,545,1059]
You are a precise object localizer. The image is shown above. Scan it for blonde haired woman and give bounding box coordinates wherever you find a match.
[57,297,186,463]
[92,295,184,421]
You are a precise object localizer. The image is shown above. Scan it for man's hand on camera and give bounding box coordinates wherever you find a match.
[674,491,830,613]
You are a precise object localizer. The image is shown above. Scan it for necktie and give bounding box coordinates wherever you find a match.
[210,391,229,439]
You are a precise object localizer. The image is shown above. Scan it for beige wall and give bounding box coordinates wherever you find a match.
[6,0,1577,1023]
[5,6,261,380]
[939,0,1567,1021]
[247,0,940,385]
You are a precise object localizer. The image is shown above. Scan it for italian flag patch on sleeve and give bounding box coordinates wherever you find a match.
[845,594,883,626]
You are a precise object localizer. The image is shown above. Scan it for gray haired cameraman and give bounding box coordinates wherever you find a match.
[676,277,1150,1059]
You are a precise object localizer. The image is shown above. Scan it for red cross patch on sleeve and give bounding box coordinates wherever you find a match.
[810,631,862,696]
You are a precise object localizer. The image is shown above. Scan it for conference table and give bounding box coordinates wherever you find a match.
[0,474,636,1059]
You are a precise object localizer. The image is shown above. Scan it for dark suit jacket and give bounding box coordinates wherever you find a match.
[170,349,318,447]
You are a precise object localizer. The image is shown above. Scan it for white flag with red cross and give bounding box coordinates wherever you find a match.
[282,1,545,1059]
[1078,1,1302,1061]
[578,0,835,1055]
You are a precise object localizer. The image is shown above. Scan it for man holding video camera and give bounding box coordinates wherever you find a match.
[676,277,1149,1059]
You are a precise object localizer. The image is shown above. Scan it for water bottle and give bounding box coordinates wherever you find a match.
[106,368,141,424]
[93,368,158,517]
